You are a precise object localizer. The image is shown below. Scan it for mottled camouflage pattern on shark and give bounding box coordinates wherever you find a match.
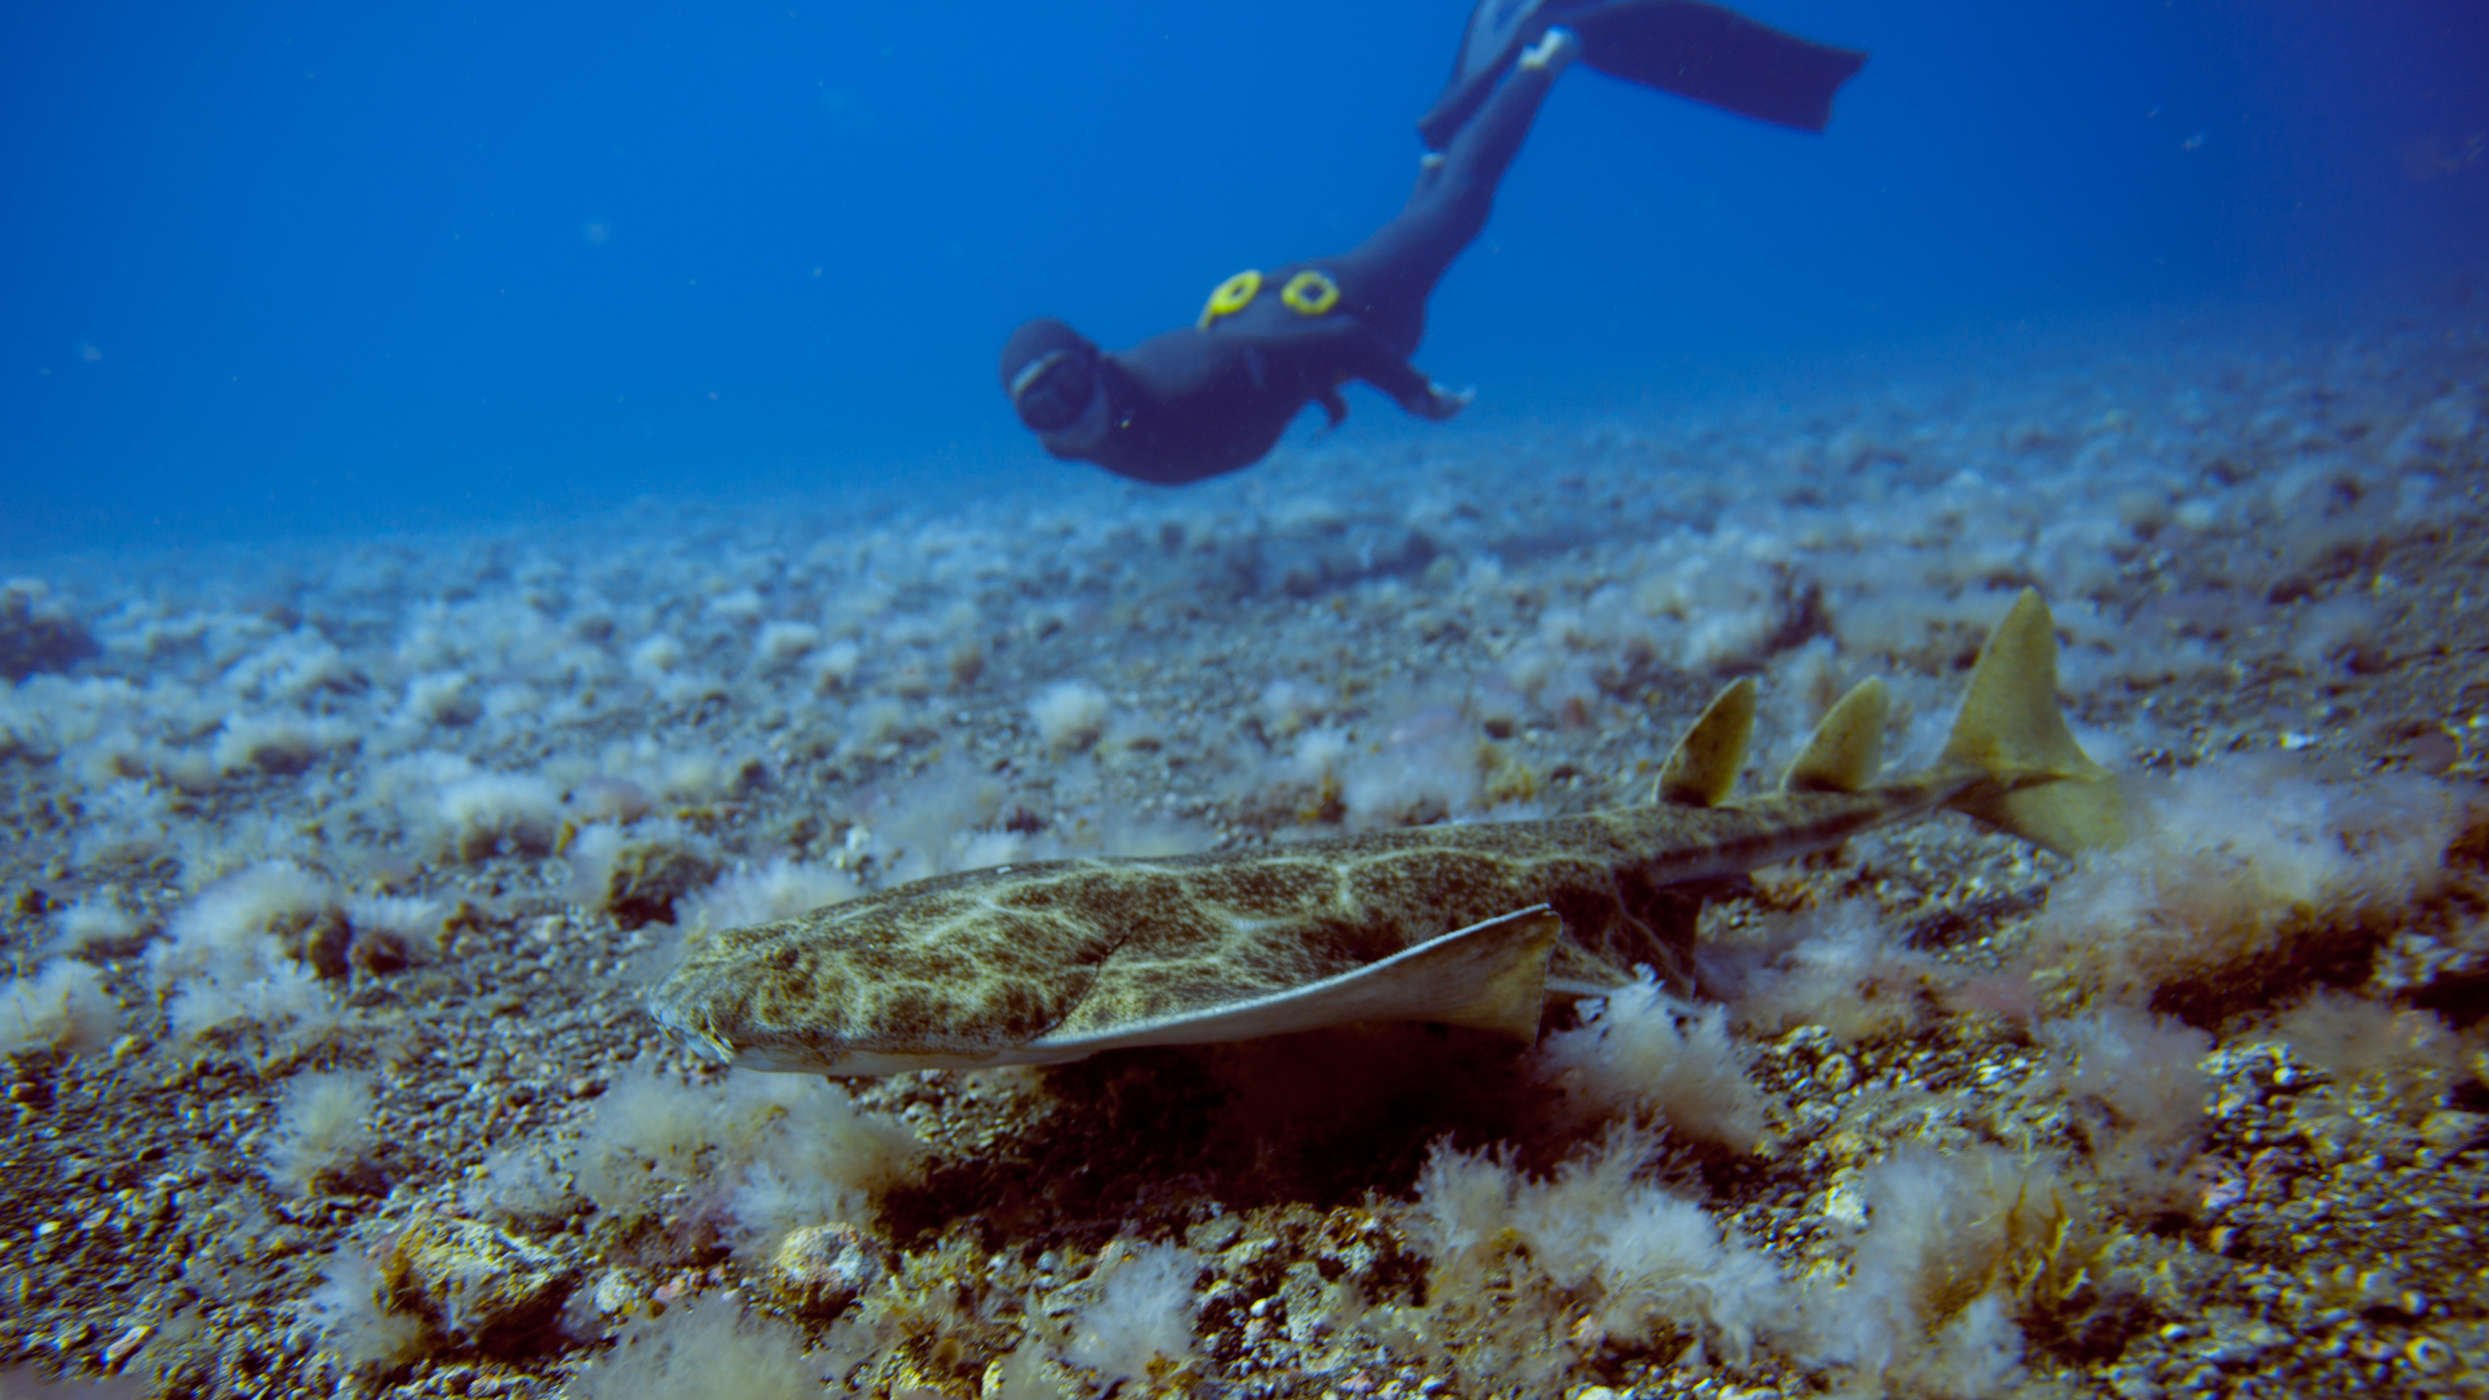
[650,590,2122,1076]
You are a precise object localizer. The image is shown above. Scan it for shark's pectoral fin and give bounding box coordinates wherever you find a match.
[1026,905,1564,1056]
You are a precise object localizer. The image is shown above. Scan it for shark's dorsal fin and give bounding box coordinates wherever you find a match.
[1656,677,1756,807]
[1783,678,1889,793]
[1025,905,1563,1055]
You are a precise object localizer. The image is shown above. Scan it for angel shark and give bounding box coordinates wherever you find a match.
[650,591,2123,1077]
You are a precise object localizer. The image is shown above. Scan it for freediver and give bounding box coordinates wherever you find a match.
[998,0,1867,486]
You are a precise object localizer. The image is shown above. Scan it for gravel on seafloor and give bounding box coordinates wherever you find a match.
[3,309,2487,1398]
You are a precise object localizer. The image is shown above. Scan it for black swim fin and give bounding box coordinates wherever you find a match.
[1419,0,1867,149]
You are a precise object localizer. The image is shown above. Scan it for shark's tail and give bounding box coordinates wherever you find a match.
[1651,587,2124,854]
[1937,590,2126,854]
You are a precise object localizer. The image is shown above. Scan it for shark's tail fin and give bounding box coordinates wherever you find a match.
[1938,590,2126,855]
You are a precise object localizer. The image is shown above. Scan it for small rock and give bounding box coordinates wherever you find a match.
[271,901,353,980]
[598,839,721,930]
[2419,1109,2487,1156]
[2197,1322,2279,1368]
[766,1222,889,1319]
[587,1268,646,1320]
[382,1215,573,1348]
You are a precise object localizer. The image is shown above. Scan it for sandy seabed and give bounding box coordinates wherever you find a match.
[4,306,2488,1399]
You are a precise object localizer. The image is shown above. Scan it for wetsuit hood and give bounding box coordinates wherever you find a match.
[1001,318,1105,433]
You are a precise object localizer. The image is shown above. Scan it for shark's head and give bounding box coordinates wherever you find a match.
[646,979,1082,1077]
[643,889,1104,1078]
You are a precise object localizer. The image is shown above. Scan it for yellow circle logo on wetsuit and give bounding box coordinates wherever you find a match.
[1280,269,1340,316]
[1197,270,1264,328]
[1196,268,1343,328]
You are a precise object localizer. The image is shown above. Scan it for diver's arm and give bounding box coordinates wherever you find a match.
[1381,369,1474,422]
[1316,386,1350,428]
[1373,351,1463,416]
[1340,333,1472,421]
[1410,380,1475,421]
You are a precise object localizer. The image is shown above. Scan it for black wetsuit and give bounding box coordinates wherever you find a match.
[1034,57,1564,486]
[1008,0,1865,486]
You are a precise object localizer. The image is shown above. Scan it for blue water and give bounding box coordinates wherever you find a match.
[4,0,2483,554]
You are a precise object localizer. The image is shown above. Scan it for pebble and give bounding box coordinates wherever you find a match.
[100,1322,152,1370]
[2404,1335,2454,1375]
[1815,1053,1857,1092]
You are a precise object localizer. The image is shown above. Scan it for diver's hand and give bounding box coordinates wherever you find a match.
[1417,381,1475,421]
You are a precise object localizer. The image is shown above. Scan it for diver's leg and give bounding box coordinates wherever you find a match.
[1344,30,1578,335]
[1406,28,1576,233]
